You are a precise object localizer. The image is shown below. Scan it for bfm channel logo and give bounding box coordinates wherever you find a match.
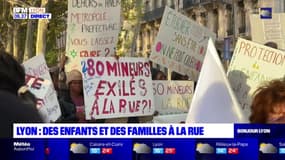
[13,7,51,20]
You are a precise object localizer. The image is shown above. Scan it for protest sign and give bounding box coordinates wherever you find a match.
[152,80,193,115]
[227,38,285,119]
[65,0,121,72]
[250,13,285,50]
[81,57,154,119]
[23,54,50,80]
[23,55,61,122]
[186,39,247,123]
[149,6,216,81]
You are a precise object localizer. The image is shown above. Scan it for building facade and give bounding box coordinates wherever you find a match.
[136,0,284,59]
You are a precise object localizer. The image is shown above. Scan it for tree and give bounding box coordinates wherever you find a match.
[0,0,67,64]
[23,18,35,61]
[45,0,67,66]
[24,0,39,61]
[5,0,30,61]
[36,0,49,55]
[116,0,144,57]
[0,0,13,54]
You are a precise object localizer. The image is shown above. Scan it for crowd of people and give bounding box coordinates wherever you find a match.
[1,40,285,136]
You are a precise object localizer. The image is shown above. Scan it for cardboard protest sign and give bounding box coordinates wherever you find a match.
[227,38,285,119]
[81,57,154,119]
[186,39,247,123]
[65,0,121,72]
[152,80,193,115]
[250,13,285,50]
[149,6,216,81]
[23,55,61,122]
[23,54,51,80]
[25,75,60,122]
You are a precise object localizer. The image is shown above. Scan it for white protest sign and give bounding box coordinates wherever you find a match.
[23,55,61,122]
[250,13,285,50]
[23,54,51,80]
[81,57,154,119]
[150,6,216,81]
[65,0,121,72]
[227,38,285,119]
[186,39,248,123]
[152,80,193,115]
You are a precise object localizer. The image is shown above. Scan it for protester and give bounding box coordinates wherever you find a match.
[171,71,189,80]
[58,55,68,90]
[49,67,62,93]
[264,41,278,49]
[0,51,25,95]
[152,70,167,80]
[250,79,285,123]
[49,67,77,123]
[0,91,42,137]
[61,69,86,123]
[18,86,38,107]
[0,50,42,137]
[50,55,68,95]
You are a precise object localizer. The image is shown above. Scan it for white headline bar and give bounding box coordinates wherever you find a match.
[13,123,234,138]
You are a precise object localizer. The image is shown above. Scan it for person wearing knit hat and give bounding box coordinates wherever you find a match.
[61,69,85,123]
[66,69,83,86]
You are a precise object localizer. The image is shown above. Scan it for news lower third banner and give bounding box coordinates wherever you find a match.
[13,124,234,138]
[9,124,285,160]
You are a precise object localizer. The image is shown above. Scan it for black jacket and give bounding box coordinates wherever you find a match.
[56,89,78,123]
[0,91,42,137]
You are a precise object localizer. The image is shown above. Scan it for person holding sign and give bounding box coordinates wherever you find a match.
[49,67,77,123]
[171,71,189,80]
[152,70,167,80]
[0,50,39,109]
[264,41,278,49]
[0,50,42,137]
[62,69,86,123]
[250,79,285,123]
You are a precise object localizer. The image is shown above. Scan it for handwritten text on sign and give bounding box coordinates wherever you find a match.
[150,7,216,81]
[23,55,61,122]
[25,75,60,122]
[227,38,285,119]
[23,54,50,80]
[81,57,154,119]
[65,0,121,72]
[152,81,193,115]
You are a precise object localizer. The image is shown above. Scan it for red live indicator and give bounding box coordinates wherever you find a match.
[228,148,239,154]
[165,148,176,154]
[102,148,113,154]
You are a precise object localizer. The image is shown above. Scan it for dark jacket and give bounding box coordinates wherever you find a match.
[60,90,106,123]
[56,99,78,123]
[0,91,42,137]
[56,89,78,123]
